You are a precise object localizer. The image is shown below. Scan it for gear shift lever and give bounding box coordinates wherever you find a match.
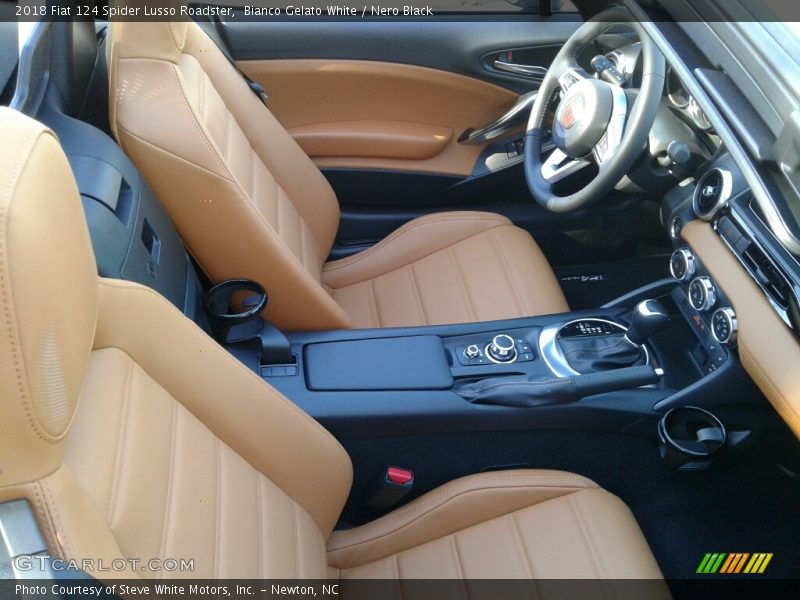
[625,300,670,347]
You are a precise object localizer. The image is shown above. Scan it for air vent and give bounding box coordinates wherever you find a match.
[694,168,733,221]
[741,243,791,309]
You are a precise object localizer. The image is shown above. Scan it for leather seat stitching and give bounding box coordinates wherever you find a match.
[256,475,264,578]
[488,228,525,315]
[107,357,133,528]
[322,224,515,289]
[156,400,178,577]
[322,216,509,277]
[329,478,595,552]
[364,279,379,328]
[40,477,76,561]
[292,502,301,577]
[448,534,465,579]
[213,437,222,579]
[448,246,477,322]
[569,492,608,581]
[406,264,429,326]
[508,512,536,579]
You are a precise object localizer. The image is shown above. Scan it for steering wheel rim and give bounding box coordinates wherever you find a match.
[524,6,665,213]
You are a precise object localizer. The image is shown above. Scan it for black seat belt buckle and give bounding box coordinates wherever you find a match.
[365,467,414,510]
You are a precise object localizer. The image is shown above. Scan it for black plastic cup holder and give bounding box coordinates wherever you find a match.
[203,279,267,344]
[658,406,726,471]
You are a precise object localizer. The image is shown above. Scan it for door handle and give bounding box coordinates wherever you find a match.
[458,90,537,145]
[493,59,548,81]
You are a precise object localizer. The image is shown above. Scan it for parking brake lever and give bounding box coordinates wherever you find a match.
[456,365,661,408]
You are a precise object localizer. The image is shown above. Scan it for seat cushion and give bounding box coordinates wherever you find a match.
[322,212,569,328]
[329,470,664,580]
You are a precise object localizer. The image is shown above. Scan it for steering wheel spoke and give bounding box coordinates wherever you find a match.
[558,67,592,94]
[541,148,591,184]
[592,85,629,166]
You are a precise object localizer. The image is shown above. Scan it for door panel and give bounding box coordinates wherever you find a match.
[222,19,582,92]
[237,58,519,176]
[218,17,588,253]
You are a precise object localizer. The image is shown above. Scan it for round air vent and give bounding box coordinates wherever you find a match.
[693,168,733,221]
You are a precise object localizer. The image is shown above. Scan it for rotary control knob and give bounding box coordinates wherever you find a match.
[486,334,517,363]
[670,247,697,282]
[464,344,481,359]
[711,307,738,346]
[688,276,716,312]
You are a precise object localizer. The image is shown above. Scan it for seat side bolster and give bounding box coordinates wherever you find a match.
[321,211,513,289]
[92,278,353,538]
[327,470,597,569]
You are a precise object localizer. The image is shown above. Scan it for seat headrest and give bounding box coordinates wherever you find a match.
[110,20,190,63]
[0,108,98,486]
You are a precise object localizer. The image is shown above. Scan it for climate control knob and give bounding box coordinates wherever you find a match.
[711,307,738,346]
[670,247,697,282]
[688,276,716,312]
[487,334,517,363]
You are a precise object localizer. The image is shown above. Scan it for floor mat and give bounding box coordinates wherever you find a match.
[554,254,671,309]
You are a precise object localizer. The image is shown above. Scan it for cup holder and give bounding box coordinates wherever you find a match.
[658,406,726,471]
[203,279,267,344]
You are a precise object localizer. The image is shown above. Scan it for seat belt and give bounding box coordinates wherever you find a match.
[195,18,270,106]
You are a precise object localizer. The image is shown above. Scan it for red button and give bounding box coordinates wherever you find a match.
[386,467,413,485]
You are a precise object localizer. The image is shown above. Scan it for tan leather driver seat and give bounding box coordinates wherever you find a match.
[0,108,664,583]
[108,21,569,331]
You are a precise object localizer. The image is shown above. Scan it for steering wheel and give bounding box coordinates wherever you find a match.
[524,6,665,213]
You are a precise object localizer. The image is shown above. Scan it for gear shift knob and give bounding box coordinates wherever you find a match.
[625,300,669,347]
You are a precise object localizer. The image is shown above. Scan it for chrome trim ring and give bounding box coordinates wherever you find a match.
[693,168,733,221]
[711,307,738,346]
[538,318,650,378]
[688,276,717,312]
[670,247,697,282]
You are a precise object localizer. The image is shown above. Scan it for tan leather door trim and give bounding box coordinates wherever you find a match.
[683,220,800,438]
[288,120,452,160]
[237,59,520,176]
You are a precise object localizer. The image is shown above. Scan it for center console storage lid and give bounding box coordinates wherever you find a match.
[305,335,453,391]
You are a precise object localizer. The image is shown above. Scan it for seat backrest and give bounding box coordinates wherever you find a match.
[0,108,352,578]
[108,21,353,331]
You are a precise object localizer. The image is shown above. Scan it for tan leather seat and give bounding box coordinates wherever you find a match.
[0,108,664,583]
[107,21,569,331]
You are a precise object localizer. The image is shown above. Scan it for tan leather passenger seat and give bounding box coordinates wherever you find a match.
[107,21,569,331]
[0,108,664,583]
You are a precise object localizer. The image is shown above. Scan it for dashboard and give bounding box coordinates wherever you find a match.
[637,9,800,438]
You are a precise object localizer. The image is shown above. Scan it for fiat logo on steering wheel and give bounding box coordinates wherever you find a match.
[560,96,583,130]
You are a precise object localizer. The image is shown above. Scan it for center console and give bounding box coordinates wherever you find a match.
[212,286,743,439]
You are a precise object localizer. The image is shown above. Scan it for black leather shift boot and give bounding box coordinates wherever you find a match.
[559,334,645,374]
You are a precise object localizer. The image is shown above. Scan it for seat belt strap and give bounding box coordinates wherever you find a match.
[195,18,270,106]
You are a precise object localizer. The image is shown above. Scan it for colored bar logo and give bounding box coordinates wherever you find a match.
[696,552,773,574]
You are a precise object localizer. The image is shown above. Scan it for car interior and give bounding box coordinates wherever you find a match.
[1,0,800,593]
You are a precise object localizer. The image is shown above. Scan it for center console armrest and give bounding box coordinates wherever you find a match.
[305,335,453,391]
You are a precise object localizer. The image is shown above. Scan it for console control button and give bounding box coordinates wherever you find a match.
[670,247,697,282]
[487,334,517,363]
[711,307,738,346]
[688,276,716,312]
[464,344,481,359]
